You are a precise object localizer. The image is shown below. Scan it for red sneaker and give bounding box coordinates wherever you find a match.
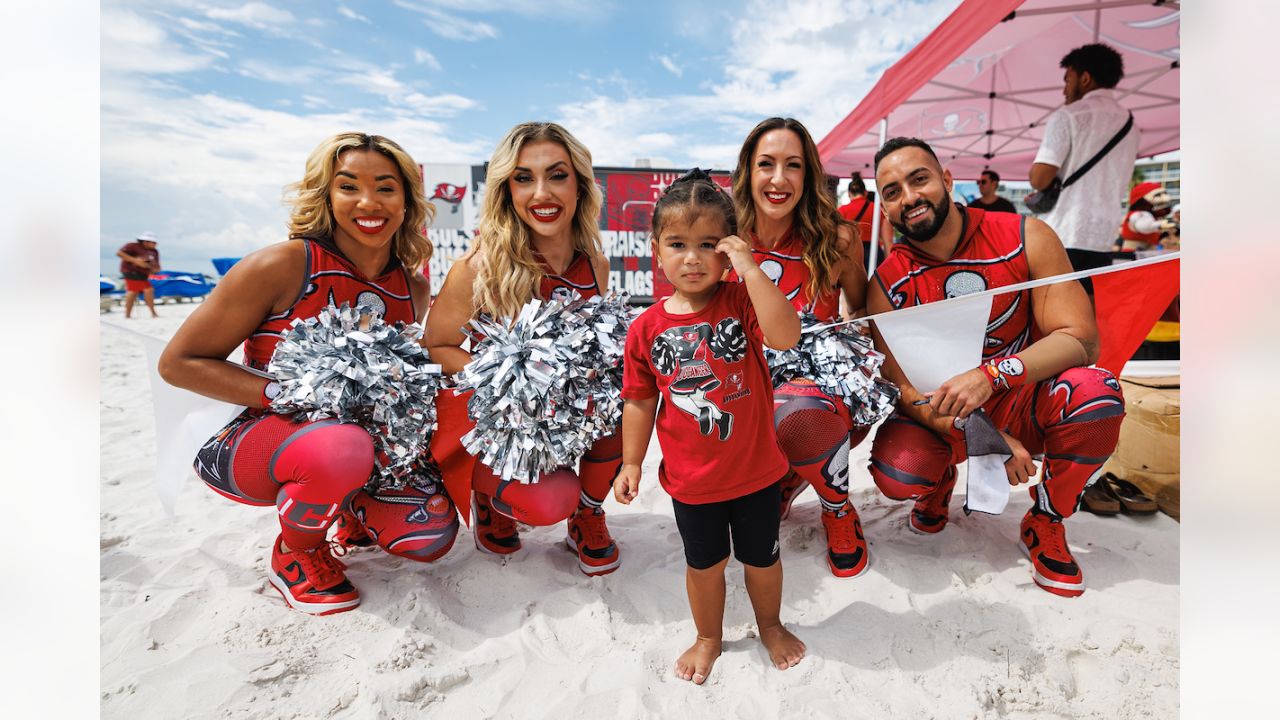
[1019,510,1085,597]
[778,470,807,521]
[331,510,375,549]
[472,492,521,555]
[565,506,621,576]
[267,536,361,615]
[909,466,958,535]
[820,503,870,578]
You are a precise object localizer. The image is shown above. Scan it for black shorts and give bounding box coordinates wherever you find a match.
[671,480,782,570]
[1064,248,1114,295]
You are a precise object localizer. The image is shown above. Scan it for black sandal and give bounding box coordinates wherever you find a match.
[1081,480,1121,515]
[1102,473,1158,514]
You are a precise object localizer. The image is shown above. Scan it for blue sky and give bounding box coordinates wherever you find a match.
[102,0,962,274]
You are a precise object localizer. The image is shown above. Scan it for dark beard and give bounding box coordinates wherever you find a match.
[891,196,951,242]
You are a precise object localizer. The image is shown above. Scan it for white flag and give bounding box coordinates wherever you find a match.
[121,329,243,514]
[873,292,992,393]
[873,292,1011,514]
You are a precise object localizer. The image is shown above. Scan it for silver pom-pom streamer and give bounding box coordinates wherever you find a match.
[456,292,633,483]
[267,302,442,489]
[764,313,900,426]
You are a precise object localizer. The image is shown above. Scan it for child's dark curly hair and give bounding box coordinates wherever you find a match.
[650,168,737,241]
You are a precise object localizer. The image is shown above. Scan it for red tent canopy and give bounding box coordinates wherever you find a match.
[818,0,1180,181]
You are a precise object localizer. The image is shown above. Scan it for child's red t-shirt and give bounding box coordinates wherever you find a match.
[622,282,789,504]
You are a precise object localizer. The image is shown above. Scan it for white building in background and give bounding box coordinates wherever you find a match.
[1134,157,1180,203]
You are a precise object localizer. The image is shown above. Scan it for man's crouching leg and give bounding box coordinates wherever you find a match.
[869,415,962,534]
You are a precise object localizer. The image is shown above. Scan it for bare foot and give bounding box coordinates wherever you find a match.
[673,636,722,685]
[759,623,805,670]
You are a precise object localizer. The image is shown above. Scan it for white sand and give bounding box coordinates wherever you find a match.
[101,304,1178,719]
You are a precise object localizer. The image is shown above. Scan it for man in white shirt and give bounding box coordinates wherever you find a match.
[1029,43,1138,282]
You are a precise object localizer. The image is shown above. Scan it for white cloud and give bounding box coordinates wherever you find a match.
[335,67,407,94]
[102,8,215,74]
[402,92,479,115]
[176,17,230,34]
[337,5,371,24]
[330,61,479,116]
[413,47,443,71]
[237,58,324,84]
[392,1,499,41]
[557,96,695,168]
[554,0,961,170]
[400,0,610,21]
[207,2,295,31]
[390,0,615,42]
[657,54,683,78]
[101,74,489,269]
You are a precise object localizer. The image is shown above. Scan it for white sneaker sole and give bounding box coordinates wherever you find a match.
[828,551,871,579]
[907,515,947,535]
[471,496,521,556]
[564,535,621,576]
[1018,541,1086,595]
[267,572,360,615]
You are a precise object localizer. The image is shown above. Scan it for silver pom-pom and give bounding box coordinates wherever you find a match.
[764,313,900,426]
[456,292,633,483]
[267,302,442,489]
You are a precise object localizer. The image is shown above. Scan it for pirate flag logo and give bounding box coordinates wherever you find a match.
[430,183,466,214]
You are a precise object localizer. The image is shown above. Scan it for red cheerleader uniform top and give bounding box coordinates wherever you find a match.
[873,206,1037,362]
[726,228,841,321]
[535,249,601,301]
[244,237,418,371]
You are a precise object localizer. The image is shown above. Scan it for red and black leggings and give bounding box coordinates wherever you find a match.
[773,378,871,513]
[869,366,1125,519]
[195,410,374,550]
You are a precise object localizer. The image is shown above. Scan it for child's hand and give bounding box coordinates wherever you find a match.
[716,235,757,276]
[613,464,642,504]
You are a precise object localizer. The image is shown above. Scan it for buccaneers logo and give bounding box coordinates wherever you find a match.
[651,318,748,440]
[430,183,466,214]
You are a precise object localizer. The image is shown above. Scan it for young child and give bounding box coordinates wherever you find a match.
[613,170,805,685]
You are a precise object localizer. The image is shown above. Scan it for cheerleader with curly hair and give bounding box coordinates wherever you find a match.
[160,133,458,615]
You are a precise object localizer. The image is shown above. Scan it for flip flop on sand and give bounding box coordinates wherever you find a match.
[1081,480,1121,515]
[1102,473,1159,514]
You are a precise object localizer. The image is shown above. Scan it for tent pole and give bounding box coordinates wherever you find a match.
[867,116,888,277]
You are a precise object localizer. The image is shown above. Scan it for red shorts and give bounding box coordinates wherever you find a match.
[124,278,152,292]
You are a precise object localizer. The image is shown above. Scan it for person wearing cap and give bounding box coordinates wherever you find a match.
[116,231,161,318]
[1118,181,1175,251]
